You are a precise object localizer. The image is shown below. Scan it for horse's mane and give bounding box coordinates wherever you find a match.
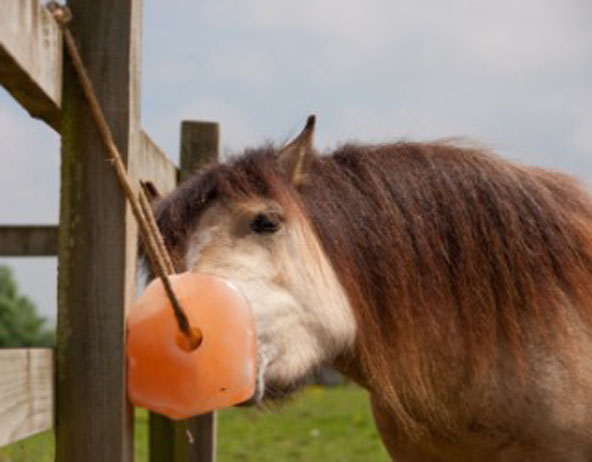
[156,141,592,434]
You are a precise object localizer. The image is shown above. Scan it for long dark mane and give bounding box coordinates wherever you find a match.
[156,141,592,434]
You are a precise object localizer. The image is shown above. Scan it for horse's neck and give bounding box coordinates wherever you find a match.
[332,350,370,389]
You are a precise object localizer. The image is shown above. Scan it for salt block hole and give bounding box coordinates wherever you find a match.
[175,326,204,352]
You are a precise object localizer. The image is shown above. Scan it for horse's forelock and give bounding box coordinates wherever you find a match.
[154,147,298,267]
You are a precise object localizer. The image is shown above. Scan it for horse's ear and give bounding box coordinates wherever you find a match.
[140,180,162,206]
[279,115,316,184]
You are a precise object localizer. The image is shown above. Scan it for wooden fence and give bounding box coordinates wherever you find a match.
[0,0,219,460]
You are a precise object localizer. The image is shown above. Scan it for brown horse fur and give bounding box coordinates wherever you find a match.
[154,131,592,460]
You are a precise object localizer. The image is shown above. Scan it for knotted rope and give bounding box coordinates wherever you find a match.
[47,1,202,350]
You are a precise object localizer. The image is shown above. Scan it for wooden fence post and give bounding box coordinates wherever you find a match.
[149,121,220,462]
[179,121,221,179]
[180,122,220,462]
[56,0,143,460]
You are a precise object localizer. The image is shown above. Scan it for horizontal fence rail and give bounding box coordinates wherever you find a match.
[0,0,62,131]
[0,1,176,185]
[0,349,54,448]
[137,131,179,194]
[0,226,59,256]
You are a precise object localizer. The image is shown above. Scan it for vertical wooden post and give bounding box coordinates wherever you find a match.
[179,121,221,179]
[149,121,220,462]
[180,122,220,462]
[56,0,143,461]
[148,414,178,461]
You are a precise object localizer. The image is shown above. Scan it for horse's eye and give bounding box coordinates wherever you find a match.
[250,213,280,234]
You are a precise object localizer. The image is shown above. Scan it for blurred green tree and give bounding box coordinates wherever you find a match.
[0,265,54,347]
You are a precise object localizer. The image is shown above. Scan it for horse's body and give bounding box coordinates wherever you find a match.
[370,328,592,461]
[153,118,592,461]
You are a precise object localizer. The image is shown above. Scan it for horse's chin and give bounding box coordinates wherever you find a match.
[235,378,304,408]
[235,352,313,408]
[236,396,258,407]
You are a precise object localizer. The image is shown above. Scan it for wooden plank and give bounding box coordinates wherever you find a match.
[148,414,178,462]
[138,132,179,461]
[179,121,221,181]
[184,413,217,462]
[149,121,220,462]
[0,349,54,448]
[0,0,62,131]
[137,130,178,195]
[0,226,58,256]
[55,0,143,460]
[179,122,220,462]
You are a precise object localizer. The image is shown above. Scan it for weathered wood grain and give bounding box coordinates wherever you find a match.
[149,121,221,462]
[0,0,62,131]
[0,349,54,448]
[179,122,220,462]
[0,226,58,256]
[184,412,217,462]
[55,0,143,460]
[0,1,177,179]
[179,121,221,181]
[138,130,178,195]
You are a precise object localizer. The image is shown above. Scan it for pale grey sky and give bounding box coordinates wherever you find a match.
[1,0,591,321]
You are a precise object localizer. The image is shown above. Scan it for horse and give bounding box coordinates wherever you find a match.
[150,116,592,461]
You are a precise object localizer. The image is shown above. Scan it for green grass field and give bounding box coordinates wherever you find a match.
[0,385,390,462]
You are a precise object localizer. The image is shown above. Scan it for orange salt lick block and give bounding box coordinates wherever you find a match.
[127,272,257,419]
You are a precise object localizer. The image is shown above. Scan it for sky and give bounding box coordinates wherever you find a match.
[1,0,591,322]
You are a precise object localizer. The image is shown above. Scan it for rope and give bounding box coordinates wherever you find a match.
[47,1,202,351]
[138,186,175,274]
